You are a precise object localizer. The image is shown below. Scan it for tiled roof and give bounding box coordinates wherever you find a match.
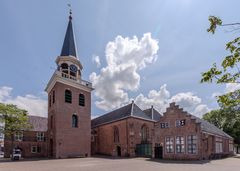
[91,102,156,128]
[28,116,48,132]
[143,108,162,121]
[191,115,233,139]
[166,102,232,139]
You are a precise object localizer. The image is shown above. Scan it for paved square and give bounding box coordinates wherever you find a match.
[0,156,239,171]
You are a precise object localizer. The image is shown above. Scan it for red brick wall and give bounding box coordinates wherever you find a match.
[4,131,48,158]
[92,117,155,157]
[154,104,202,160]
[48,82,91,158]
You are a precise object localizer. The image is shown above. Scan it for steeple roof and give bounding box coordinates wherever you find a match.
[60,14,77,58]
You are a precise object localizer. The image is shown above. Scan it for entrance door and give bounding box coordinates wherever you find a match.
[154,145,163,159]
[117,146,121,156]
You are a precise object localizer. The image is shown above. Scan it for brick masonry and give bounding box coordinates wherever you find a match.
[48,81,91,158]
[92,117,155,157]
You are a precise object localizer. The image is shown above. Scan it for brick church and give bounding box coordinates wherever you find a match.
[4,12,234,160]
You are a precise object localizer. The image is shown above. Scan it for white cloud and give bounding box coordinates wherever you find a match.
[225,83,240,93]
[134,84,210,118]
[90,33,159,111]
[0,86,47,117]
[92,55,101,68]
[212,83,240,99]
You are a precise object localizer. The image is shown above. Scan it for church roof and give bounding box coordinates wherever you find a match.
[143,107,162,121]
[60,15,77,58]
[91,102,158,128]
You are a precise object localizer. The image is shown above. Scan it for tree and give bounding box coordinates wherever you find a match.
[0,103,32,158]
[201,16,240,153]
[201,16,240,107]
[203,107,240,153]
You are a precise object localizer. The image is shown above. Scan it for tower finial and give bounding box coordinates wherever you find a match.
[67,4,72,20]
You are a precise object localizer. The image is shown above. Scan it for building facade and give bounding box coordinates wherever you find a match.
[4,116,48,158]
[45,12,93,158]
[153,102,234,160]
[91,101,161,157]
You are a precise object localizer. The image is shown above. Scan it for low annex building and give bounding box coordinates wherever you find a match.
[91,101,161,157]
[4,116,48,158]
[153,102,234,160]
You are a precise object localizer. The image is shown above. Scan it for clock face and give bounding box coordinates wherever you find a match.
[70,65,77,73]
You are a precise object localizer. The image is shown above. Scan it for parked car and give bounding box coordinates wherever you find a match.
[11,149,21,160]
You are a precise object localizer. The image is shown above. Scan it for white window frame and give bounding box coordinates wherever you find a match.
[229,140,234,152]
[187,135,197,154]
[37,132,44,141]
[31,146,37,153]
[215,137,223,153]
[165,137,174,153]
[14,132,23,141]
[176,136,185,153]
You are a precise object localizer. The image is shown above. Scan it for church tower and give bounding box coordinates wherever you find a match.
[45,11,93,158]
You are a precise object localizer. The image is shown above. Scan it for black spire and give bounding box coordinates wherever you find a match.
[60,8,77,58]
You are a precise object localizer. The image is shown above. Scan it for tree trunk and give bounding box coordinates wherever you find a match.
[10,134,14,160]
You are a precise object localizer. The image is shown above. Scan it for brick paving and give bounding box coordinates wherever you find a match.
[0,156,240,171]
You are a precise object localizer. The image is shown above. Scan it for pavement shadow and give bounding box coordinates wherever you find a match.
[145,158,211,165]
[0,157,52,163]
[92,154,133,160]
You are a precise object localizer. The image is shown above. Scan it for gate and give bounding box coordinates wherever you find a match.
[136,144,152,157]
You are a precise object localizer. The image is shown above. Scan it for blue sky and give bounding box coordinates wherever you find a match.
[0,0,240,117]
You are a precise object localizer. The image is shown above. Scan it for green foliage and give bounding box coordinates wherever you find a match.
[207,16,222,34]
[203,107,240,144]
[0,103,32,136]
[201,16,240,106]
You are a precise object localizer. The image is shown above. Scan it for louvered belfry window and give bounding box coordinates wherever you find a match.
[65,90,72,103]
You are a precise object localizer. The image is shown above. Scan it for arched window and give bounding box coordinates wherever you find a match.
[72,115,78,128]
[113,126,119,143]
[141,125,149,142]
[79,94,85,106]
[61,63,68,74]
[65,90,72,103]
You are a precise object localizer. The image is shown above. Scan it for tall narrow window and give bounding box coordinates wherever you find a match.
[113,126,119,143]
[72,115,78,128]
[176,136,185,153]
[188,135,197,154]
[49,94,51,107]
[215,137,223,153]
[166,137,174,153]
[141,125,149,142]
[79,94,85,106]
[65,90,72,103]
[50,115,53,129]
[53,90,55,104]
